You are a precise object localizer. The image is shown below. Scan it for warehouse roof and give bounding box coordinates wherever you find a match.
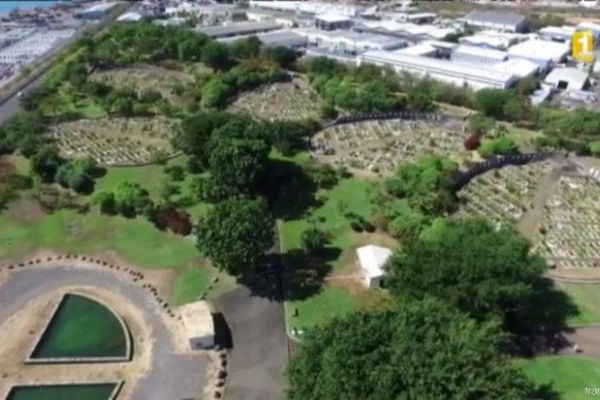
[316,12,352,23]
[508,39,569,62]
[396,43,437,56]
[361,50,516,83]
[197,21,282,38]
[492,59,538,77]
[463,10,527,27]
[219,30,307,48]
[453,45,507,61]
[544,67,589,90]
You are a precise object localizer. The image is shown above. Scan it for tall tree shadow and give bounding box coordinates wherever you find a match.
[265,158,321,221]
[509,277,580,356]
[282,247,338,301]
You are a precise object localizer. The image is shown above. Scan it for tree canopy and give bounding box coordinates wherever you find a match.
[388,217,555,335]
[196,197,274,277]
[287,298,538,400]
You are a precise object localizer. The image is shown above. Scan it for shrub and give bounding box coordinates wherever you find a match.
[164,165,185,181]
[464,133,482,150]
[92,191,117,215]
[350,220,364,232]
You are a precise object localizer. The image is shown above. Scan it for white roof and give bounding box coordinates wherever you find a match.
[508,39,569,62]
[362,50,516,83]
[460,34,507,49]
[316,13,351,23]
[423,40,459,50]
[356,245,392,279]
[578,21,600,31]
[492,58,538,77]
[117,12,143,22]
[396,43,437,56]
[453,45,507,61]
[539,25,577,36]
[179,301,214,339]
[544,67,589,90]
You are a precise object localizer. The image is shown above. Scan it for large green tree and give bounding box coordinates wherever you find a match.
[388,217,554,335]
[196,197,274,277]
[384,155,458,216]
[287,298,538,400]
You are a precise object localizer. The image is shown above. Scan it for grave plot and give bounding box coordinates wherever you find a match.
[227,77,322,121]
[48,117,178,165]
[457,161,553,224]
[533,174,600,269]
[311,119,466,175]
[89,65,195,105]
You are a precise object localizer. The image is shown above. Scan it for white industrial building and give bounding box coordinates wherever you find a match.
[544,67,590,91]
[359,50,517,90]
[219,30,308,49]
[395,43,438,57]
[451,45,507,67]
[249,1,363,18]
[296,29,407,54]
[539,25,577,43]
[460,10,530,33]
[355,21,456,42]
[356,245,392,289]
[179,301,215,350]
[459,30,525,50]
[197,21,282,39]
[76,2,116,20]
[507,39,570,72]
[492,59,539,78]
[315,13,353,31]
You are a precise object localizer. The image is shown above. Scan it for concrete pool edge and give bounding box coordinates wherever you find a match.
[6,381,125,400]
[24,292,132,364]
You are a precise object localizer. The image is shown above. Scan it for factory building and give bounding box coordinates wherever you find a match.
[491,59,539,79]
[295,29,407,54]
[315,13,353,30]
[577,21,600,39]
[451,45,507,67]
[219,30,308,49]
[459,30,525,50]
[354,21,456,42]
[507,39,570,72]
[544,67,590,91]
[197,21,282,39]
[359,50,517,90]
[539,26,577,43]
[460,10,529,33]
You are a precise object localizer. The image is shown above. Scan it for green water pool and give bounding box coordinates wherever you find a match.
[31,294,128,359]
[7,384,117,400]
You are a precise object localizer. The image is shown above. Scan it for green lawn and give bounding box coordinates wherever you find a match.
[559,283,600,326]
[520,356,600,400]
[170,267,211,306]
[0,208,231,302]
[287,287,357,332]
[94,157,210,219]
[279,176,376,265]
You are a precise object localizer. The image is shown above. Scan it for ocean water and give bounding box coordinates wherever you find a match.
[0,1,64,15]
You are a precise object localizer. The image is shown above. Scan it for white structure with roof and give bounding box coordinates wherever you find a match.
[507,39,569,72]
[77,2,116,20]
[544,67,590,91]
[492,59,538,78]
[356,245,392,288]
[359,50,517,90]
[461,10,529,33]
[395,43,437,57]
[539,26,577,43]
[459,30,525,50]
[355,21,456,41]
[179,301,215,350]
[117,12,143,22]
[197,21,282,39]
[295,29,406,54]
[315,13,353,30]
[577,21,600,38]
[451,45,507,67]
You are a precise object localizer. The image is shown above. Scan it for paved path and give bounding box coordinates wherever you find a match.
[213,286,287,400]
[560,326,600,359]
[0,267,209,400]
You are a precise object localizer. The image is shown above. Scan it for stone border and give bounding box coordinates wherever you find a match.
[25,292,132,365]
[6,381,124,400]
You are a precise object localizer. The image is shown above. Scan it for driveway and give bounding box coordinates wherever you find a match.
[213,286,288,400]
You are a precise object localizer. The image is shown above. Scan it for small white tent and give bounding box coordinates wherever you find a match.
[356,245,392,288]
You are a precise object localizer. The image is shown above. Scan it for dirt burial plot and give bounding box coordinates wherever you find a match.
[48,117,179,166]
[457,161,553,225]
[90,65,195,105]
[227,77,323,121]
[310,118,467,176]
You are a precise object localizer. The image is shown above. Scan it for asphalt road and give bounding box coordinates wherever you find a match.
[213,286,288,400]
[0,70,48,124]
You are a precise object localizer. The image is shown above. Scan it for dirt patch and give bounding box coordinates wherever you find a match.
[48,117,179,165]
[5,198,46,221]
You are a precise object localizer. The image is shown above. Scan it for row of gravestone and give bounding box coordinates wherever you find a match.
[332,111,442,126]
[452,152,560,191]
